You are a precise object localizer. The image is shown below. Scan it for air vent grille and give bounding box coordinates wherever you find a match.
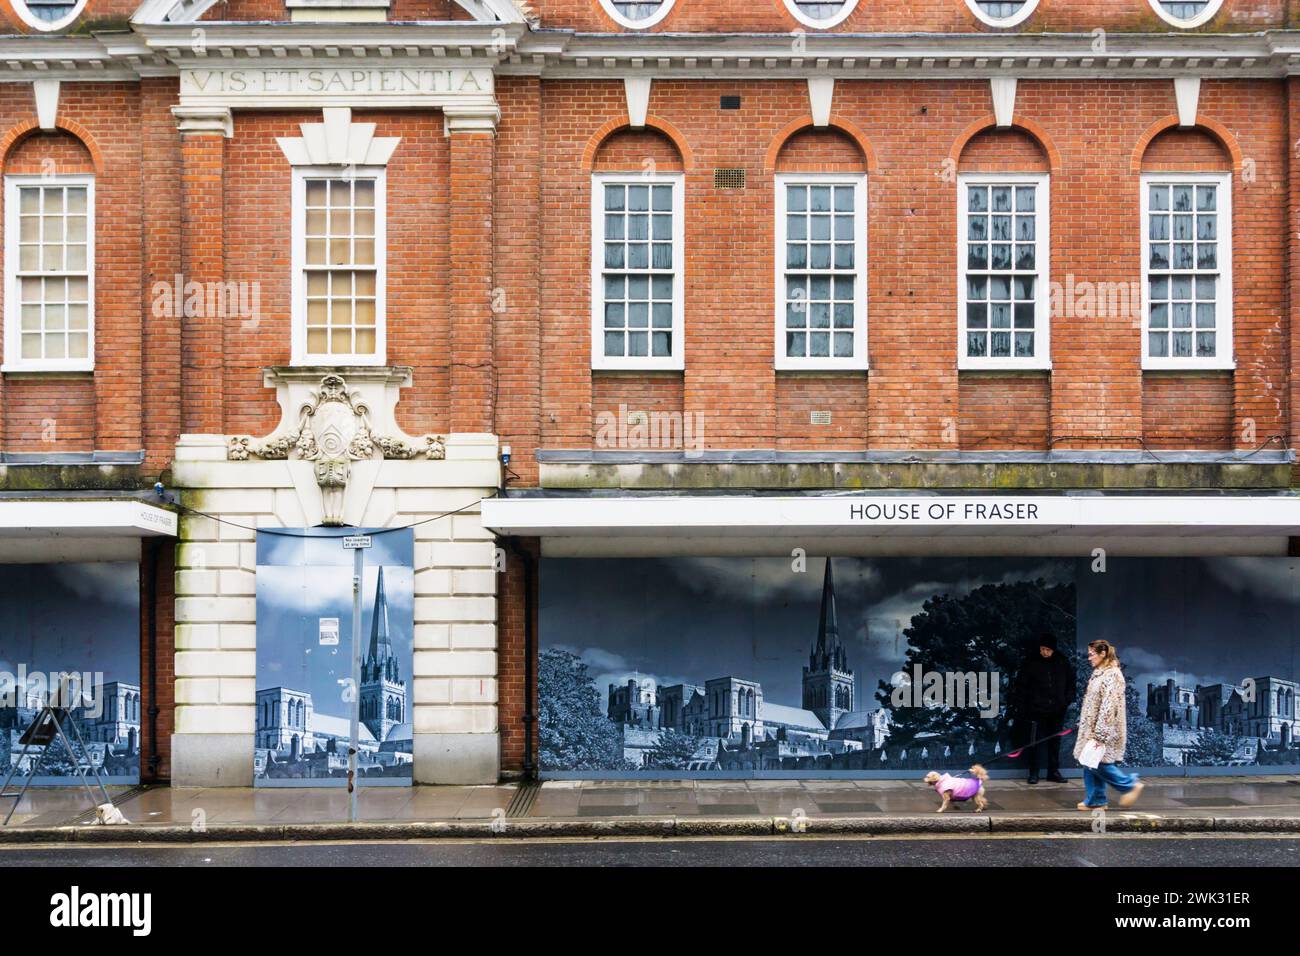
[713,168,746,189]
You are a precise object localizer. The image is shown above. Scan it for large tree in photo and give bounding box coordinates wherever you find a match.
[645,726,702,770]
[876,578,1077,750]
[537,648,631,772]
[1186,727,1243,767]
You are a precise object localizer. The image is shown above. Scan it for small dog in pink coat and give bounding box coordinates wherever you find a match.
[923,764,989,812]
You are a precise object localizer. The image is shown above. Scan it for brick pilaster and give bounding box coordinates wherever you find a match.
[448,117,497,434]
[143,79,183,473]
[493,78,542,483]
[1286,77,1300,459]
[176,108,229,436]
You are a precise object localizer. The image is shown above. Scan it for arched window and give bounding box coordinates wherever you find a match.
[783,0,858,29]
[4,134,95,371]
[965,0,1039,28]
[599,0,677,29]
[1148,0,1225,28]
[592,127,685,370]
[956,127,1052,369]
[774,127,869,370]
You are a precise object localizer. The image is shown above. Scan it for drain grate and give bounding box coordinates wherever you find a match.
[505,780,541,818]
[63,784,150,827]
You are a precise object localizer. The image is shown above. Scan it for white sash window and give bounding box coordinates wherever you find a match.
[3,176,94,371]
[1141,173,1233,369]
[958,173,1050,370]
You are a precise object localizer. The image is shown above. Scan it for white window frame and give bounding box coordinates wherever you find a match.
[3,174,95,373]
[964,0,1040,28]
[774,173,868,371]
[1140,171,1233,370]
[782,0,858,29]
[590,172,685,371]
[957,172,1051,371]
[1147,0,1225,29]
[290,165,387,367]
[598,0,677,29]
[8,0,88,32]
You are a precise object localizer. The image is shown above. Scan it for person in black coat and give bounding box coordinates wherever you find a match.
[1010,631,1076,784]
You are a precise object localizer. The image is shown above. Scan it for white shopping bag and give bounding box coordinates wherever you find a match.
[1078,739,1105,769]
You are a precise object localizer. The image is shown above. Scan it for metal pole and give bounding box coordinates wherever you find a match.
[348,545,363,823]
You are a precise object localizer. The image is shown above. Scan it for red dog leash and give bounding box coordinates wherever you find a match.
[951,727,1075,776]
[1003,727,1075,760]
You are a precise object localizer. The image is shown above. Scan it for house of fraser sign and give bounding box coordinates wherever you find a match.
[178,67,496,108]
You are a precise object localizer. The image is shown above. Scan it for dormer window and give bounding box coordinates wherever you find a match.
[965,0,1039,27]
[599,0,677,28]
[782,0,857,29]
[1148,0,1224,27]
[10,0,87,30]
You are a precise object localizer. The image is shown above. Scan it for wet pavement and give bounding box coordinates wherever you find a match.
[5,775,1300,828]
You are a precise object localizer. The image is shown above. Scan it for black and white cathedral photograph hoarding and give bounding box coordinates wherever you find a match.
[254,529,415,786]
[539,556,1300,778]
[0,563,142,785]
[1080,558,1300,772]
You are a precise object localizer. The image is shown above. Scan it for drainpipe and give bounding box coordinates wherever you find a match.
[144,537,161,780]
[502,536,536,779]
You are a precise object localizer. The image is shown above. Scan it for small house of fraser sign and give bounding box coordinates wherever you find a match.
[848,500,1042,522]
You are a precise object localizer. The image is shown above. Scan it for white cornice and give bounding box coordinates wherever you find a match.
[0,34,168,81]
[132,0,524,24]
[134,21,526,64]
[504,30,1297,80]
[9,27,1300,82]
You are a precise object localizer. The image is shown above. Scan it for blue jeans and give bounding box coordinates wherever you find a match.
[1082,762,1139,807]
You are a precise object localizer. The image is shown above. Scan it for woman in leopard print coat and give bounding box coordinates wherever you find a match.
[1074,640,1144,811]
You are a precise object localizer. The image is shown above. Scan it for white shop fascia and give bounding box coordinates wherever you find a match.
[0,496,176,563]
[482,491,1300,559]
